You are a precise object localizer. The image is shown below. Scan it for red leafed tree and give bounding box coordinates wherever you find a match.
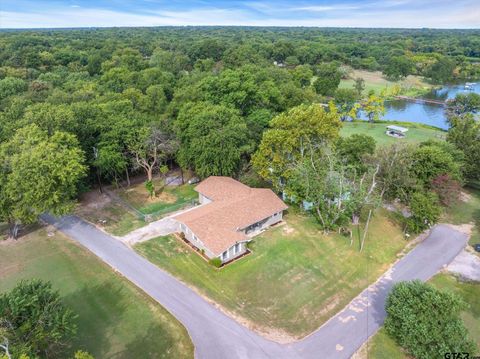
[431,174,461,207]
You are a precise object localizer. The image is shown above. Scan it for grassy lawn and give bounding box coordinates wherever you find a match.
[362,328,408,359]
[341,122,445,146]
[0,228,193,359]
[135,209,408,339]
[118,180,197,215]
[443,188,480,246]
[339,69,431,97]
[366,274,480,359]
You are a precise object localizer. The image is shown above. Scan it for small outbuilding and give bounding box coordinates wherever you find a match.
[386,125,408,138]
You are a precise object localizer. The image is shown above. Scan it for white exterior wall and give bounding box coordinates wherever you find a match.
[177,222,215,259]
[242,210,284,235]
[219,241,249,263]
[263,211,283,228]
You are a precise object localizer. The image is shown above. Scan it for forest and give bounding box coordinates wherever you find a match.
[0,26,480,238]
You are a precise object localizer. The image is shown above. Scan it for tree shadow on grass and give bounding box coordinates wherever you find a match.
[113,322,190,359]
[61,281,129,358]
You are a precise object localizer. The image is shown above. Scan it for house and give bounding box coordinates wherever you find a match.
[174,176,288,264]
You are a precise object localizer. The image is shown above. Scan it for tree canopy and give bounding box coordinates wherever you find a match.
[0,124,86,238]
[0,280,77,358]
[385,280,476,359]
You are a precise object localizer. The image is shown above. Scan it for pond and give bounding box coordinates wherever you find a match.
[360,82,480,130]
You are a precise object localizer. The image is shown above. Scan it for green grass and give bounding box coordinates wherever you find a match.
[0,229,193,359]
[341,122,445,146]
[365,274,480,359]
[339,69,431,97]
[135,209,408,338]
[443,188,480,246]
[366,328,408,359]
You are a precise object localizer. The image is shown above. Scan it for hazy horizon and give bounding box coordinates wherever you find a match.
[1,0,479,29]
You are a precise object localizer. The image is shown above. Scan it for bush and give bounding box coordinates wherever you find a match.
[385,281,476,359]
[209,257,222,268]
[406,191,441,233]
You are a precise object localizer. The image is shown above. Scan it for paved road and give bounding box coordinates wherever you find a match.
[42,215,467,359]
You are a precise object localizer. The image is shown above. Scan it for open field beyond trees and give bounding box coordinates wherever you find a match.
[339,69,432,97]
[135,209,408,339]
[0,229,194,359]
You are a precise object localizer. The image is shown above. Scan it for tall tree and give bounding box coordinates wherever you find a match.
[252,103,341,191]
[383,56,413,81]
[426,56,456,84]
[174,102,249,178]
[0,124,86,238]
[373,144,417,201]
[334,88,359,121]
[411,144,462,186]
[362,94,385,123]
[127,124,177,195]
[447,114,480,181]
[313,63,341,96]
[336,134,376,173]
[353,77,365,96]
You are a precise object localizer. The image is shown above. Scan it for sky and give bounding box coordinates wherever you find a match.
[1,0,479,29]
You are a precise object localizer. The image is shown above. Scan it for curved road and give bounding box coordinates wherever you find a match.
[42,215,467,359]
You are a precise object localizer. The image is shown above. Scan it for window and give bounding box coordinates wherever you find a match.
[222,251,228,261]
[233,243,241,255]
[180,224,186,231]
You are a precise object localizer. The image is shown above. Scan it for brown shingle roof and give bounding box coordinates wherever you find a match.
[174,177,287,256]
[194,176,251,202]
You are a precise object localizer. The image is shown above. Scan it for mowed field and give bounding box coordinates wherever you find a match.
[340,121,445,146]
[339,69,431,96]
[136,209,408,339]
[0,228,193,359]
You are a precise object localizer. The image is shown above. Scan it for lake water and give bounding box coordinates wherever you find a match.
[361,82,480,130]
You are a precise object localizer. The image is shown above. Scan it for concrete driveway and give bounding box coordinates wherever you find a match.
[42,215,467,359]
[119,217,179,244]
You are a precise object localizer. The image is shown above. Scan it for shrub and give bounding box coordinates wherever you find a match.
[406,191,441,233]
[145,180,155,198]
[385,281,476,359]
[209,257,222,268]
